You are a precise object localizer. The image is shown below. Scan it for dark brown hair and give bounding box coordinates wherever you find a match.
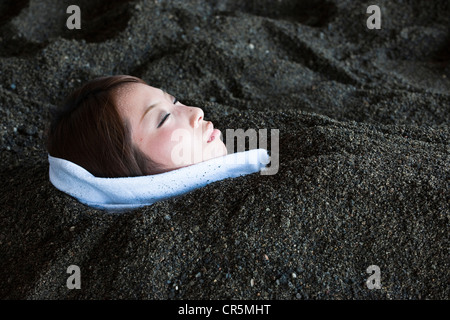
[47,75,161,178]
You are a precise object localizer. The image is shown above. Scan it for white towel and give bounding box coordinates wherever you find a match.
[48,149,269,212]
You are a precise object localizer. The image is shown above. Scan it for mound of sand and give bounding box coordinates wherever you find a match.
[0,0,448,299]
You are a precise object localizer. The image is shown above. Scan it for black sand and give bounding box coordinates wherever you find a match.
[0,0,448,299]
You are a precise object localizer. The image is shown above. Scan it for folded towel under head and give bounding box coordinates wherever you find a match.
[48,149,269,212]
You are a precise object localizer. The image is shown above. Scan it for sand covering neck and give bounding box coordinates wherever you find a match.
[48,149,269,212]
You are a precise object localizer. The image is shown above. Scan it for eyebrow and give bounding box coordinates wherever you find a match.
[140,103,158,123]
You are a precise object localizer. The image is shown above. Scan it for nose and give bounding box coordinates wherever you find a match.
[189,106,204,128]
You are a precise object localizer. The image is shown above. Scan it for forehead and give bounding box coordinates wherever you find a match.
[114,83,157,106]
[114,83,161,116]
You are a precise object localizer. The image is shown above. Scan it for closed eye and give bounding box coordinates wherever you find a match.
[157,113,170,128]
[157,96,177,128]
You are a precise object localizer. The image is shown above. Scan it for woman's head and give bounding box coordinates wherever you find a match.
[47,75,227,177]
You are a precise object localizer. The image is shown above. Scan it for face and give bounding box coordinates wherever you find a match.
[114,83,227,173]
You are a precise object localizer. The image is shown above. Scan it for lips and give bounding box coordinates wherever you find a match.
[205,121,220,143]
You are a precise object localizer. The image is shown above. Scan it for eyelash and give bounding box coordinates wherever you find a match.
[157,98,178,128]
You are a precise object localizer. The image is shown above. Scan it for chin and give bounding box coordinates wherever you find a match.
[203,140,228,161]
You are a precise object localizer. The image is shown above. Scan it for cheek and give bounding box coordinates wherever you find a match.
[139,130,175,164]
[140,127,216,168]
